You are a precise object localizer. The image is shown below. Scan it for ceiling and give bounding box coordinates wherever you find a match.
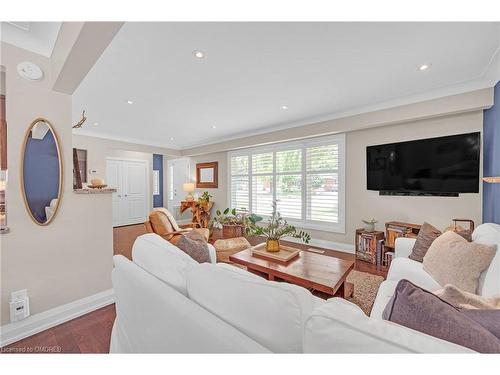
[0,22,61,57]
[68,22,498,149]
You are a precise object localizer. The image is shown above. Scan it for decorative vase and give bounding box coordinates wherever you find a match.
[266,239,280,252]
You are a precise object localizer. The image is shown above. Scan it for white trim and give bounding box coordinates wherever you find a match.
[285,236,354,254]
[0,289,115,348]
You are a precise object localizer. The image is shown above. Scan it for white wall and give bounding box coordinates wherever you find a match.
[73,134,175,212]
[311,111,483,248]
[0,43,113,326]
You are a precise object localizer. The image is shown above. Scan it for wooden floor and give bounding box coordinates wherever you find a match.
[2,305,116,354]
[2,223,387,354]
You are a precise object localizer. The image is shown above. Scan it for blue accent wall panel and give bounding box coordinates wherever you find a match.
[483,81,500,224]
[153,154,163,208]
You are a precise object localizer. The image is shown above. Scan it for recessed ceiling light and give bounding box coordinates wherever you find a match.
[281,105,289,110]
[93,122,99,126]
[211,125,217,129]
[170,137,174,141]
[194,50,205,59]
[127,100,134,104]
[418,63,431,71]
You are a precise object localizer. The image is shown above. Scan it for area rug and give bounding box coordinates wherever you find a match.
[346,270,385,316]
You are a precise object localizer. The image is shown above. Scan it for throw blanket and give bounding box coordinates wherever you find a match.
[434,284,500,310]
[176,230,211,263]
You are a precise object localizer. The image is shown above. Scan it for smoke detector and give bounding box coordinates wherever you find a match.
[17,61,44,81]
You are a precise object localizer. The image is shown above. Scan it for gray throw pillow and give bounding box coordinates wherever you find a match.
[383,279,500,353]
[176,234,211,263]
[409,222,441,262]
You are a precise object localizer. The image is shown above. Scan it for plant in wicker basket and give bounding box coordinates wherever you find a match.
[246,201,311,252]
[210,207,263,239]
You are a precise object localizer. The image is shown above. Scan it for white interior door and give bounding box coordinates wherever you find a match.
[107,158,149,227]
[167,158,191,212]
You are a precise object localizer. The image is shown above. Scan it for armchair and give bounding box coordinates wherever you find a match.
[144,207,210,245]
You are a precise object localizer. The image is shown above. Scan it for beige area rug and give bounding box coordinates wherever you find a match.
[346,270,385,316]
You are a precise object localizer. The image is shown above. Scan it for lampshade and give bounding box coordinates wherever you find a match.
[183,182,195,193]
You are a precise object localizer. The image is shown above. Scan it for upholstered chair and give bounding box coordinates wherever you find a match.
[144,207,210,245]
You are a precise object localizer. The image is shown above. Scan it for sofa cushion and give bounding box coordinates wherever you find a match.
[304,297,473,353]
[386,257,441,291]
[132,233,197,295]
[186,262,323,353]
[472,223,500,297]
[423,231,496,294]
[409,222,442,262]
[383,279,500,353]
[370,280,399,319]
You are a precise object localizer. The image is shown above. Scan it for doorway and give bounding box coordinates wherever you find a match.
[106,158,149,227]
[167,158,191,219]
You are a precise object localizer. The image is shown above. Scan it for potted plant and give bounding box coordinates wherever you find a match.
[247,201,311,252]
[210,208,263,239]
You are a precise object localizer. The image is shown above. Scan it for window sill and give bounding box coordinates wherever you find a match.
[255,215,345,234]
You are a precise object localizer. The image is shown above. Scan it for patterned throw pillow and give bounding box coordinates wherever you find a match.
[176,231,211,263]
[408,222,442,262]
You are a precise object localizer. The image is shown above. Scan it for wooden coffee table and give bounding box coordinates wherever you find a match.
[229,247,355,298]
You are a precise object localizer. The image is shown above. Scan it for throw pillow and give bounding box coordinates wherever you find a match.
[434,284,500,310]
[423,231,496,293]
[460,309,500,341]
[382,279,500,353]
[176,233,211,263]
[408,222,442,262]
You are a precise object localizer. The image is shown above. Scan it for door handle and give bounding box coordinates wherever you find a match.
[124,194,128,197]
[117,195,122,198]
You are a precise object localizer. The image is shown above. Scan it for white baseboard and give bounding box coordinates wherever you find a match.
[285,236,354,253]
[0,289,115,347]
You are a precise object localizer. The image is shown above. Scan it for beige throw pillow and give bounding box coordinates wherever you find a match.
[434,284,500,310]
[423,231,496,293]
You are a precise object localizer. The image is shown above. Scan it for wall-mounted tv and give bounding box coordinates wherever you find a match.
[367,132,480,196]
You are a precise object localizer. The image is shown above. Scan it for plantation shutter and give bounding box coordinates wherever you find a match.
[306,144,339,223]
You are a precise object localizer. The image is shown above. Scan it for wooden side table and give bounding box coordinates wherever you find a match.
[180,200,214,228]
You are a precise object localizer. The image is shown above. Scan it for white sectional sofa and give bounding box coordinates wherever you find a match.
[371,223,500,319]
[110,224,500,353]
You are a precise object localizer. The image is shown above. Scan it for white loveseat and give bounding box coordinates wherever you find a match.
[109,225,500,353]
[371,223,500,319]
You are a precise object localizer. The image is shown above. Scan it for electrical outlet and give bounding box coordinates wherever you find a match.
[10,289,30,323]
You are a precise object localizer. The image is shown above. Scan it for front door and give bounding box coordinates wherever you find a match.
[167,158,191,215]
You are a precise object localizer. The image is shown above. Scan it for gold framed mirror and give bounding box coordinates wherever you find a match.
[21,118,63,225]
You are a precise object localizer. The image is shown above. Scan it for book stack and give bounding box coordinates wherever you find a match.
[355,229,385,265]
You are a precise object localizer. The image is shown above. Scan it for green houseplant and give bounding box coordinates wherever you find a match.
[210,207,262,239]
[247,201,311,252]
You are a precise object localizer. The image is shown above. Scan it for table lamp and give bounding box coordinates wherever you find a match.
[183,182,195,201]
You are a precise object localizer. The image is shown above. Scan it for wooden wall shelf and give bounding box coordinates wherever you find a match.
[74,188,116,194]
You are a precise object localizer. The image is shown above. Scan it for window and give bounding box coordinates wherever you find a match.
[228,134,345,233]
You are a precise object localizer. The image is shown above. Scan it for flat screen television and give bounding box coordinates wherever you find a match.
[367,132,480,196]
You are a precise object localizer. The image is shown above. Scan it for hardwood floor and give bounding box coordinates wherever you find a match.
[2,305,116,354]
[2,224,387,354]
